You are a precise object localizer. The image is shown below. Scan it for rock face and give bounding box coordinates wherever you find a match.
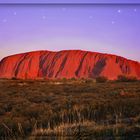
[0,50,140,80]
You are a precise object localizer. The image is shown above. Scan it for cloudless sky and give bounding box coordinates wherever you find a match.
[0,0,140,61]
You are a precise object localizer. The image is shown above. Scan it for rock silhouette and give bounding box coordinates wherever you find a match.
[0,50,140,80]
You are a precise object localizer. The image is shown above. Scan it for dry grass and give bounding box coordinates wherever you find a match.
[0,79,140,139]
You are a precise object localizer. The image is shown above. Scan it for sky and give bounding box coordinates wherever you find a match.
[0,0,140,61]
[1,0,140,4]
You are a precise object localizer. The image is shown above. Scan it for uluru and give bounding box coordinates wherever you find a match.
[0,50,140,80]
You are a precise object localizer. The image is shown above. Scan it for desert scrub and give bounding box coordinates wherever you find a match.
[0,79,140,138]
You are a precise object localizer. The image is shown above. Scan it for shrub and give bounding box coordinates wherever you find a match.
[70,77,76,81]
[12,77,17,80]
[61,78,67,83]
[96,76,108,83]
[117,75,137,82]
[128,76,137,82]
[85,79,94,84]
[0,108,5,115]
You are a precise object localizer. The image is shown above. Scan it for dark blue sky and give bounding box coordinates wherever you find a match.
[1,0,140,3]
[0,0,140,61]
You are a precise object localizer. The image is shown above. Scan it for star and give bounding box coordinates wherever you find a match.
[134,9,137,12]
[13,12,17,16]
[42,15,46,20]
[2,19,7,23]
[62,8,66,11]
[111,21,115,24]
[89,16,93,19]
[117,9,121,13]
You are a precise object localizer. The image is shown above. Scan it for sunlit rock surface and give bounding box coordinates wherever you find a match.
[0,50,140,80]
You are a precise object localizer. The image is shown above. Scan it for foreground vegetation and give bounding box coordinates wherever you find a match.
[0,78,140,139]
